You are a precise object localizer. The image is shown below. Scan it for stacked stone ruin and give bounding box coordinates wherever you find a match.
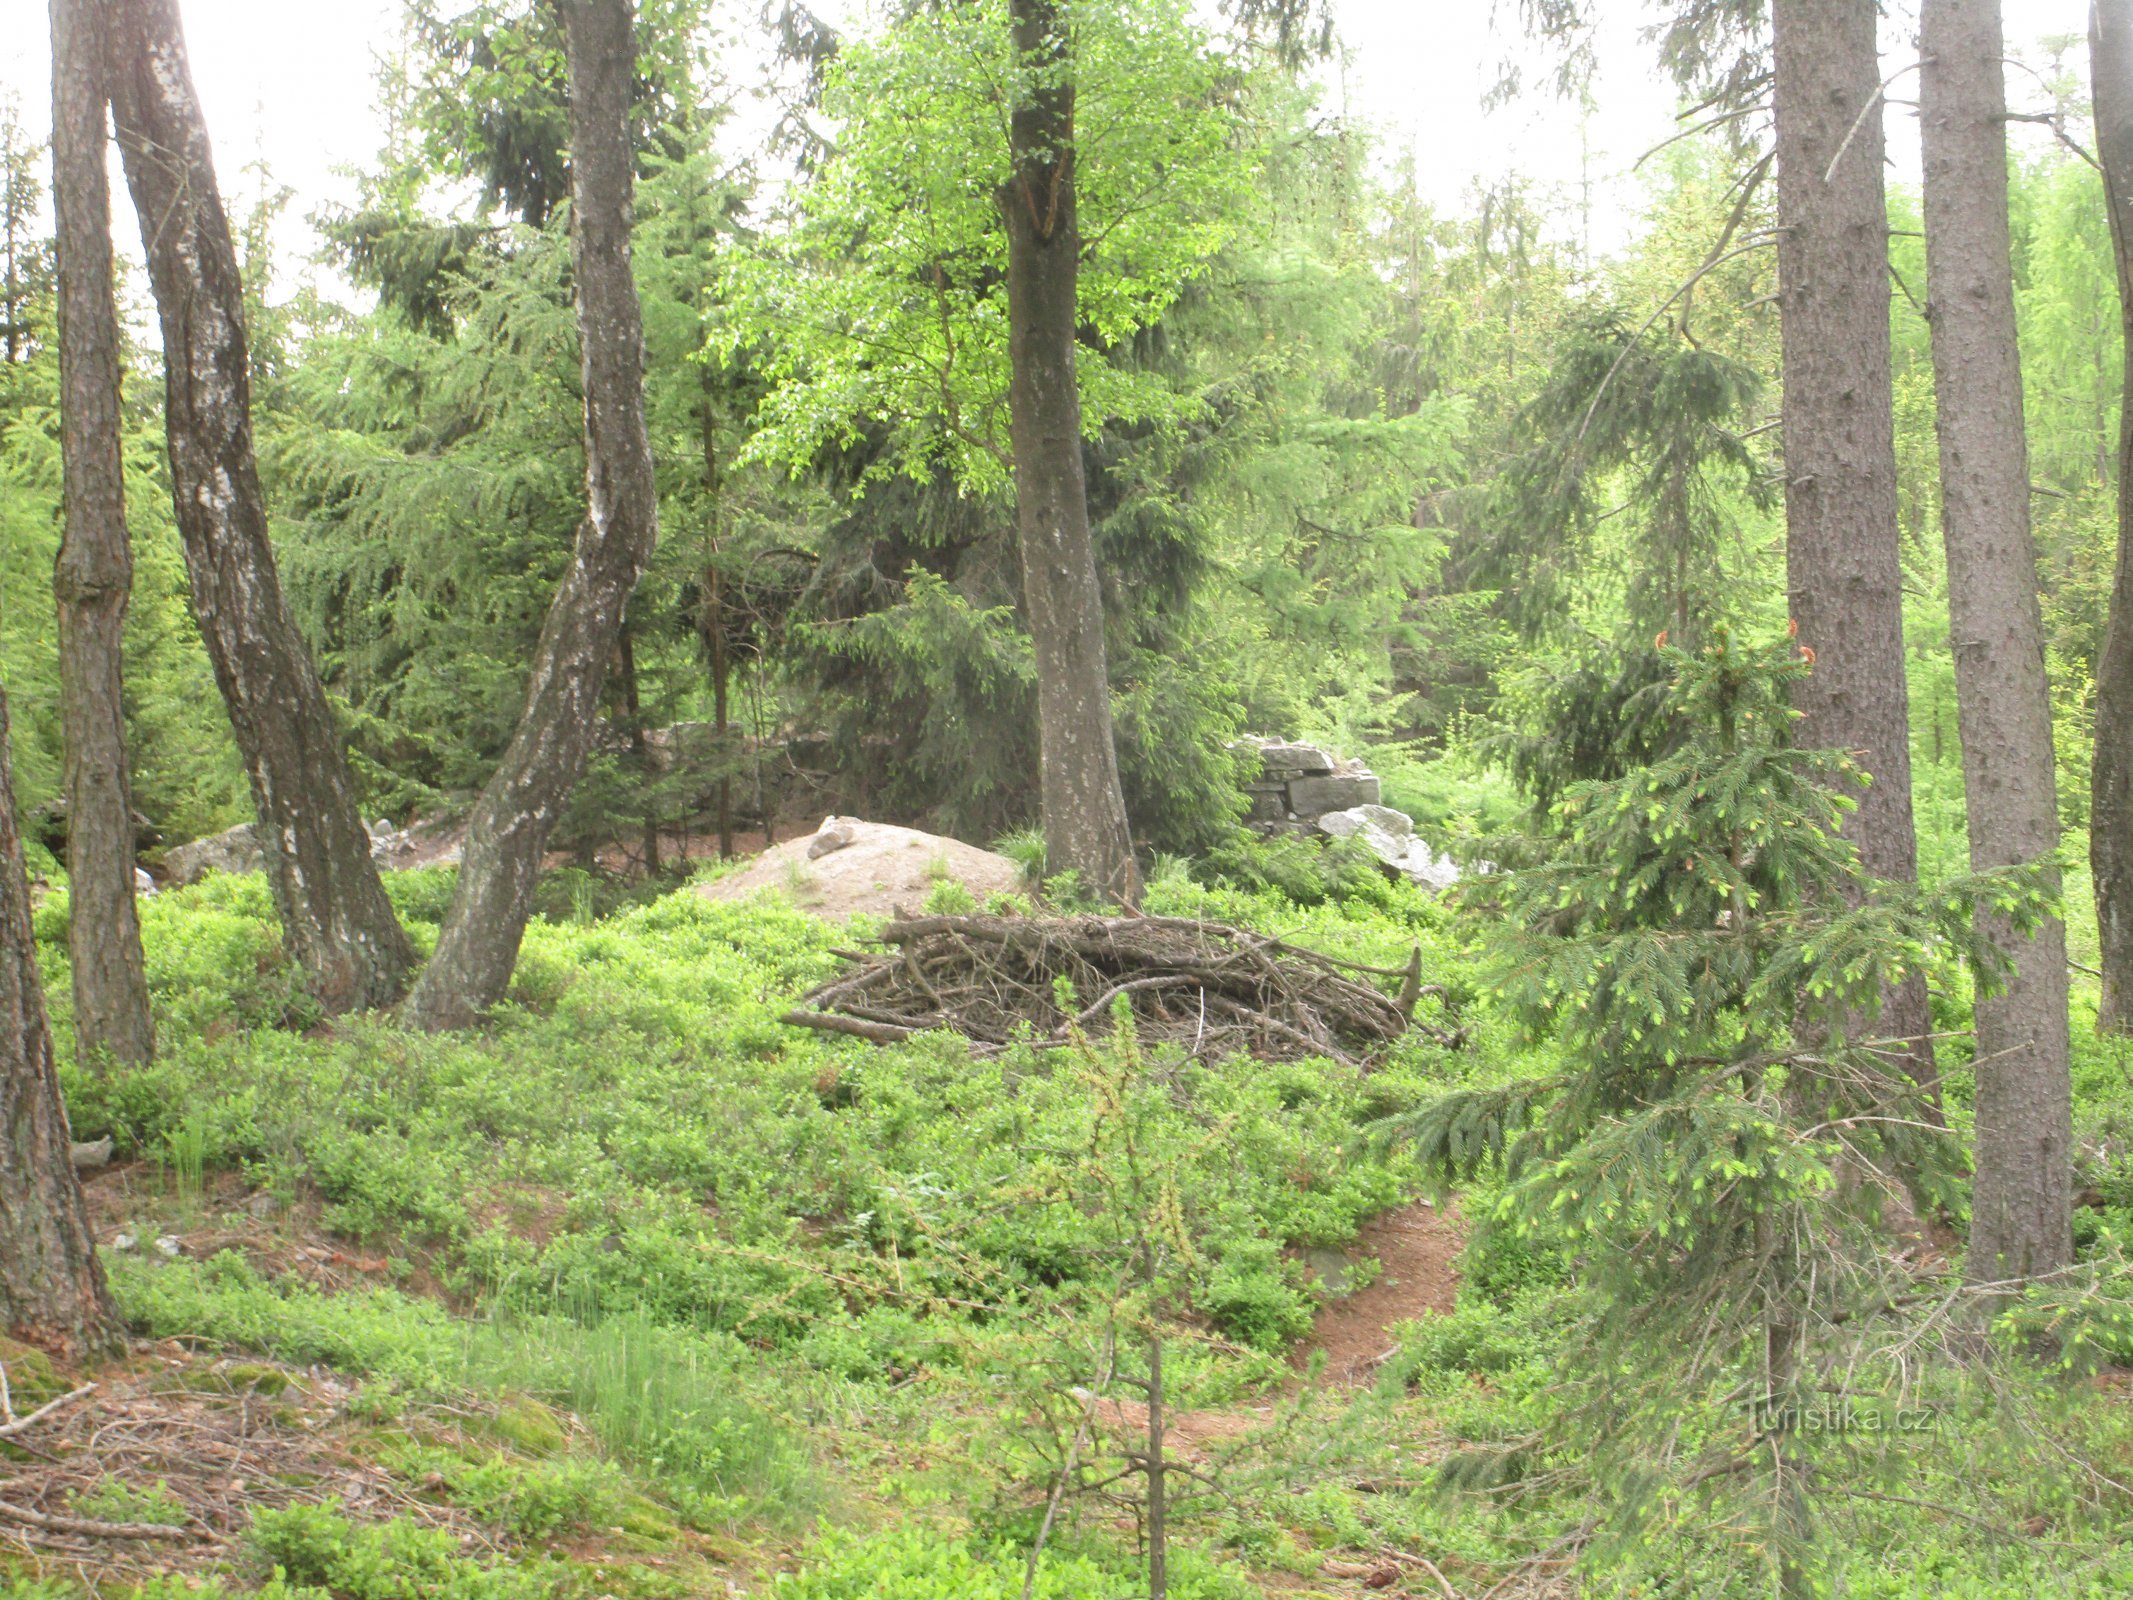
[1242,740,1381,832]
[1238,737,1467,892]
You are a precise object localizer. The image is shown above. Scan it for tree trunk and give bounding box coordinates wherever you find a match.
[617,620,660,874]
[2092,0,2133,1035]
[1000,0,1139,908]
[104,0,413,1013]
[1922,0,2073,1281]
[698,371,734,861]
[0,690,119,1356]
[1771,0,1935,1096]
[401,0,659,1030]
[49,0,154,1067]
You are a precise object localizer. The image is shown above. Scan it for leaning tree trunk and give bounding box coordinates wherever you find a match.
[50,0,153,1066]
[400,0,660,1030]
[1000,0,1139,908]
[1922,0,2073,1281]
[2093,0,2133,1035]
[0,690,119,1355]
[104,0,413,1012]
[1772,0,1936,1096]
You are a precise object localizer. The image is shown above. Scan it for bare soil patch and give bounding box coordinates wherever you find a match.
[1300,1200,1465,1386]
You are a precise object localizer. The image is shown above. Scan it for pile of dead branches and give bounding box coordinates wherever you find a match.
[780,913,1462,1066]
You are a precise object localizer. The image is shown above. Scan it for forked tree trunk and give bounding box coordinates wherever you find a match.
[2092,0,2133,1035]
[1771,0,1936,1096]
[1000,0,1139,908]
[104,0,413,1012]
[0,690,119,1355]
[50,0,153,1066]
[401,0,660,1030]
[1922,0,2073,1281]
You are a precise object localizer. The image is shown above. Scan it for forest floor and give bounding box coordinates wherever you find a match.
[10,859,2132,1599]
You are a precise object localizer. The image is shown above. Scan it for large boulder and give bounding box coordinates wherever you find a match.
[699,818,1024,921]
[1318,804,1462,892]
[162,822,264,886]
[163,817,464,885]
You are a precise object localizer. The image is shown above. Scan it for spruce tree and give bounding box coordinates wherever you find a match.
[1381,629,2042,1590]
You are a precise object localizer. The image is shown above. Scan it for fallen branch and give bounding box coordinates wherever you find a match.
[0,1491,208,1544]
[780,913,1462,1064]
[0,1383,95,1438]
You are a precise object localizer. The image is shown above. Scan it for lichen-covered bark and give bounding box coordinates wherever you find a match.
[1772,0,1935,1094]
[1000,0,1139,908]
[1922,0,2072,1280]
[0,690,119,1355]
[2093,0,2133,1036]
[104,0,413,1012]
[400,0,660,1030]
[50,0,153,1066]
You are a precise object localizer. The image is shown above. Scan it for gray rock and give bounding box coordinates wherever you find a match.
[111,1232,138,1253]
[1287,772,1382,814]
[1318,805,1463,892]
[807,816,857,859]
[163,822,264,886]
[70,1136,114,1171]
[1318,803,1413,841]
[1256,741,1336,777]
[1304,1245,1360,1295]
[153,1235,183,1259]
[134,867,157,898]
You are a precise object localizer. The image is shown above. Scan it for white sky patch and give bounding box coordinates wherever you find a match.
[0,0,2100,300]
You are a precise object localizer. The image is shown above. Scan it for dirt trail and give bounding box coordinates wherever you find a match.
[1300,1199,1464,1386]
[1078,1199,1466,1467]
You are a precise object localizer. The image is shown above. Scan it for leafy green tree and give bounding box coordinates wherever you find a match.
[728,0,1249,892]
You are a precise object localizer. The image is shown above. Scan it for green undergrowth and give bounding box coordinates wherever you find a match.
[29,863,1492,1595]
[22,856,2133,1597]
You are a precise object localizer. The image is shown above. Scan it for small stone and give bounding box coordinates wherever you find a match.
[112,1232,138,1252]
[154,1235,183,1259]
[808,816,857,859]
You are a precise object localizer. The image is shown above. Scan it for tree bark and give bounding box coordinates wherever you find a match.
[104,0,413,1013]
[0,690,120,1356]
[49,0,154,1067]
[1922,0,2073,1281]
[616,620,660,874]
[2092,0,2133,1035]
[400,0,659,1030]
[1771,0,1935,1096]
[1000,0,1139,908]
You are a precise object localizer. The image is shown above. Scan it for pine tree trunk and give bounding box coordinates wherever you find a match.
[1772,0,1935,1095]
[2092,0,2133,1036]
[1922,0,2073,1281]
[104,0,413,1013]
[1000,0,1139,908]
[50,0,153,1067]
[0,690,119,1355]
[401,0,659,1030]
